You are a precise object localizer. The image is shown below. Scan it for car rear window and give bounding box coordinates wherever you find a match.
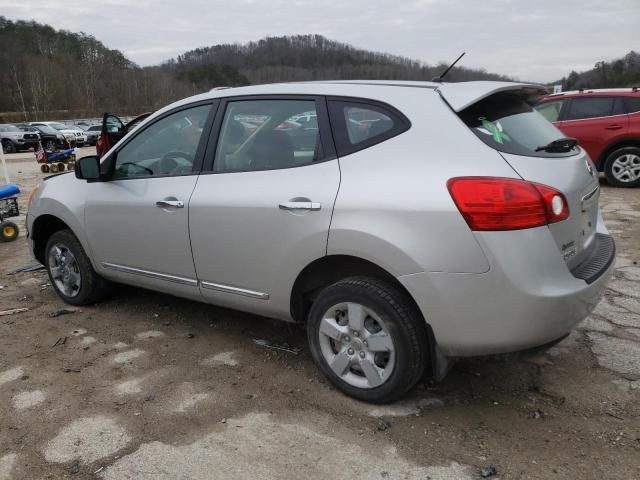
[459,92,578,158]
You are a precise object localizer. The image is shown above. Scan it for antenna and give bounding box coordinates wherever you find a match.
[432,52,466,82]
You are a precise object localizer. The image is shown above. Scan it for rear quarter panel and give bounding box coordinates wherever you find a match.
[328,89,521,275]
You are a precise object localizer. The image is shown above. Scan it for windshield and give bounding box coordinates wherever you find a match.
[0,125,21,132]
[35,125,59,135]
[459,92,578,158]
[48,122,68,130]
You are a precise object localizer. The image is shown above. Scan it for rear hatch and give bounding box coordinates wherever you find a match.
[440,83,601,270]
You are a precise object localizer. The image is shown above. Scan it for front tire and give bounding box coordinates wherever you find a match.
[604,147,640,188]
[45,230,109,305]
[307,277,429,403]
[2,140,16,154]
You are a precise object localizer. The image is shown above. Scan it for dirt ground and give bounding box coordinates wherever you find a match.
[1,149,639,480]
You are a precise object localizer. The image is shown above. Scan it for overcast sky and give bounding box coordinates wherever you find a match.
[1,0,638,82]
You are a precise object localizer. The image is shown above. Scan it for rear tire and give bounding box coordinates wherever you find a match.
[45,230,110,305]
[307,276,429,403]
[604,147,640,188]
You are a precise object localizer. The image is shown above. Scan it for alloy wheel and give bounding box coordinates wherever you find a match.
[318,302,396,389]
[48,243,82,297]
[611,153,640,183]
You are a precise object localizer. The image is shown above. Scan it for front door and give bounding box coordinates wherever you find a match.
[189,97,340,319]
[85,103,214,300]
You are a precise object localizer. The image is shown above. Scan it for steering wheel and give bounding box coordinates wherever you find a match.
[118,162,153,175]
[158,151,191,175]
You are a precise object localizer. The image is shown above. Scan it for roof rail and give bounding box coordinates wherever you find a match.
[210,86,232,92]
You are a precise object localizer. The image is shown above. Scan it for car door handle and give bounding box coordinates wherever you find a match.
[279,201,321,211]
[605,124,623,130]
[156,200,184,208]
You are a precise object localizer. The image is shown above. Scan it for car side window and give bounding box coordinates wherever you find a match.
[564,97,615,121]
[214,99,320,172]
[624,97,640,114]
[328,99,410,157]
[113,104,210,179]
[535,100,564,122]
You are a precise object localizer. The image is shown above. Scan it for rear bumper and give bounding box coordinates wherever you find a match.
[399,227,615,357]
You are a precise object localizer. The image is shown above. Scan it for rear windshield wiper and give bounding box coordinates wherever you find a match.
[535,137,578,153]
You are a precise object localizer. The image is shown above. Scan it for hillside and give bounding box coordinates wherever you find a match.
[168,34,510,85]
[555,51,640,90]
[0,18,516,122]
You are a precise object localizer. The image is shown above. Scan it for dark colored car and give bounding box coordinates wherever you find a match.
[21,125,67,150]
[96,112,152,157]
[535,88,640,187]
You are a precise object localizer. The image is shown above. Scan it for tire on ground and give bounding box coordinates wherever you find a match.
[306,276,429,403]
[603,146,640,188]
[0,221,19,242]
[45,229,110,305]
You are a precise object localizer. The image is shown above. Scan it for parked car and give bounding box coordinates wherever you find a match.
[30,121,87,147]
[96,112,152,157]
[80,124,101,146]
[27,81,615,403]
[0,124,40,153]
[20,125,66,150]
[535,88,640,187]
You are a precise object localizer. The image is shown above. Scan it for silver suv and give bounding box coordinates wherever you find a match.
[0,124,40,153]
[27,81,615,403]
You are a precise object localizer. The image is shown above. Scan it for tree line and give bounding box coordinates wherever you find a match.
[558,51,640,91]
[2,17,637,123]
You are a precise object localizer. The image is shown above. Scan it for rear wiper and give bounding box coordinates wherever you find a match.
[535,137,578,153]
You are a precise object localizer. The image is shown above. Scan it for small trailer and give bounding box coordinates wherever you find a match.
[35,142,76,173]
[0,146,20,242]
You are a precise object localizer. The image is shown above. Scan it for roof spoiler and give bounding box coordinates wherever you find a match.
[436,82,549,112]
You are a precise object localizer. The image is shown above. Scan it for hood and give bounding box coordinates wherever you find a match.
[436,81,548,112]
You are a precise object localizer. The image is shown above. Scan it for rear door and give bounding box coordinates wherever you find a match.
[457,90,601,270]
[189,96,339,320]
[560,96,629,165]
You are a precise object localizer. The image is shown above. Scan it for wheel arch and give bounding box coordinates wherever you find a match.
[31,214,72,264]
[290,255,407,323]
[597,138,640,171]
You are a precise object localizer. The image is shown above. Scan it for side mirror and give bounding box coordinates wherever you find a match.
[75,155,101,181]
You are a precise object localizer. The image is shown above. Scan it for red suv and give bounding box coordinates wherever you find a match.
[535,88,640,187]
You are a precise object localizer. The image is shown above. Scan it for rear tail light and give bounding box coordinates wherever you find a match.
[447,177,570,231]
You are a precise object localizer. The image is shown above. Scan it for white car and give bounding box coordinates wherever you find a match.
[30,121,87,147]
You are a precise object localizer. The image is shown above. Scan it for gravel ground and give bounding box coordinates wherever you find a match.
[0,149,639,479]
